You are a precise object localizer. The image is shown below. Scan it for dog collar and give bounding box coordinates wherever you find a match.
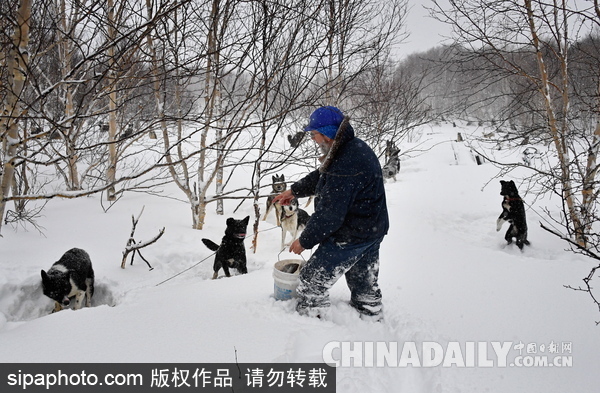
[505,197,522,202]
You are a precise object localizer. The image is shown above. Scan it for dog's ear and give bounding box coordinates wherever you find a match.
[41,270,48,281]
[242,215,250,225]
[500,180,506,185]
[226,218,235,226]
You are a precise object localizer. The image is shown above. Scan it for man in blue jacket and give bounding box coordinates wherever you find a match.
[273,106,389,321]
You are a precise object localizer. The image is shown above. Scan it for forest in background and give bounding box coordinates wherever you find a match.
[2,0,600,265]
[1,0,412,234]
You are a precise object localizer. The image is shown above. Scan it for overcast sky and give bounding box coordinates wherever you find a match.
[397,0,451,59]
[398,0,598,59]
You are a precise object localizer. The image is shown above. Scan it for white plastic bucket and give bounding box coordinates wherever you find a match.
[273,259,302,300]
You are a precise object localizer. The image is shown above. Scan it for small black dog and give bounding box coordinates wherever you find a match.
[202,216,250,279]
[41,248,95,313]
[496,180,530,249]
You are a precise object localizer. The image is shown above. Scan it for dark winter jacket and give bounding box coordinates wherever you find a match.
[291,117,389,250]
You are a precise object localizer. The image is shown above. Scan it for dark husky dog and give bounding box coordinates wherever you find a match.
[202,216,250,279]
[41,248,95,313]
[383,140,400,181]
[496,180,530,249]
[288,132,305,148]
[280,197,311,250]
[262,174,287,225]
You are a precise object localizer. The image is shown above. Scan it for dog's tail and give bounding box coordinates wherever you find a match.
[201,238,220,251]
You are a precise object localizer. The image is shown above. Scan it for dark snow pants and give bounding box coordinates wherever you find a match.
[296,236,383,319]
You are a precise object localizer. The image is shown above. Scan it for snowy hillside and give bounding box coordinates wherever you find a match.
[1,122,599,393]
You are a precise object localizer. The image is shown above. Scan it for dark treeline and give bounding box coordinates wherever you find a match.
[399,34,600,146]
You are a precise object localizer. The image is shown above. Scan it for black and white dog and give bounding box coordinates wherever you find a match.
[263,174,286,225]
[383,140,401,182]
[202,216,249,279]
[496,180,530,249]
[41,248,95,313]
[280,197,310,250]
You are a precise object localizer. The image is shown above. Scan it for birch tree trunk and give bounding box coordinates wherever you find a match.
[581,1,600,237]
[57,0,81,191]
[524,0,585,245]
[196,0,219,230]
[215,86,224,216]
[206,0,225,217]
[106,0,118,201]
[325,0,336,104]
[250,0,272,253]
[145,0,200,228]
[579,74,600,238]
[0,0,31,234]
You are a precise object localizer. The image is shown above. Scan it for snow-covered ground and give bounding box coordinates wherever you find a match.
[1,122,599,392]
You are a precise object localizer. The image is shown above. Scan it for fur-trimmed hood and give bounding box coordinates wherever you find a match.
[291,115,388,249]
[318,116,354,173]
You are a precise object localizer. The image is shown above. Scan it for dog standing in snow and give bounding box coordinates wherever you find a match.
[263,174,287,226]
[382,140,400,182]
[496,180,529,249]
[202,216,249,279]
[280,197,310,251]
[41,248,95,313]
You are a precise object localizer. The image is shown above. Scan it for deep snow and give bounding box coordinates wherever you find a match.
[1,122,599,393]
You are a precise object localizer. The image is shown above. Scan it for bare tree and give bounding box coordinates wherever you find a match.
[1,0,410,235]
[432,0,600,246]
[106,0,118,200]
[144,0,242,230]
[0,0,187,231]
[320,0,408,106]
[348,56,434,158]
[0,0,32,235]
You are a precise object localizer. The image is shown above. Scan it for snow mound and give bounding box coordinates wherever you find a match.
[0,275,120,323]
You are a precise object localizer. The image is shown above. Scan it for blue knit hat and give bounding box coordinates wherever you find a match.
[303,106,344,139]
